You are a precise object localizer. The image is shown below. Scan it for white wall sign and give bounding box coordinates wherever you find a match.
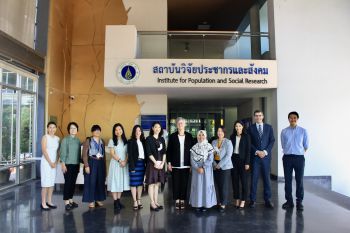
[105,59,277,94]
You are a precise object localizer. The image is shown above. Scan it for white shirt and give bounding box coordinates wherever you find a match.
[172,135,190,169]
[256,123,264,134]
[178,135,185,167]
[255,123,268,156]
[234,136,240,154]
[137,139,145,159]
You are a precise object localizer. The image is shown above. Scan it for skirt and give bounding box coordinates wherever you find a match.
[145,161,166,185]
[129,159,146,187]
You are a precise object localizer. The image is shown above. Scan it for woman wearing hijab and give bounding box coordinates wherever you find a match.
[189,130,217,212]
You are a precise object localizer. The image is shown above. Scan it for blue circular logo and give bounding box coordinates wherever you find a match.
[117,62,139,84]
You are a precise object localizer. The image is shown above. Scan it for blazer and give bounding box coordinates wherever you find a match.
[212,138,233,170]
[145,136,166,161]
[166,131,194,167]
[248,123,275,158]
[230,133,251,165]
[127,139,146,171]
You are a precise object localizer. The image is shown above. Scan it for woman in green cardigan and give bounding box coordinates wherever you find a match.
[60,122,81,210]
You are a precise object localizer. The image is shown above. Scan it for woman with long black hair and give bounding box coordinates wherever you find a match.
[107,123,130,210]
[127,125,146,210]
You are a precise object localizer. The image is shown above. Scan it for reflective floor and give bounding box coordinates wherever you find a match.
[1,178,350,233]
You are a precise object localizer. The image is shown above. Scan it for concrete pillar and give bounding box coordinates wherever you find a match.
[250,3,261,59]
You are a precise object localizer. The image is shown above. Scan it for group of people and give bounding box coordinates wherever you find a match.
[40,110,309,213]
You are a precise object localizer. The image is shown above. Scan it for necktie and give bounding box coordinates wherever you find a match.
[258,124,263,138]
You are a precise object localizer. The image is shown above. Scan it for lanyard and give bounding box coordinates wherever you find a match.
[92,138,101,153]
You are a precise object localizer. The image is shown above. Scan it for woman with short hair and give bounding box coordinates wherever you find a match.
[60,122,81,210]
[82,125,106,208]
[212,126,233,212]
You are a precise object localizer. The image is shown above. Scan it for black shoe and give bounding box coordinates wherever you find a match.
[65,204,73,211]
[265,201,274,209]
[119,200,125,209]
[70,202,79,208]
[41,204,50,211]
[180,201,185,210]
[114,200,121,210]
[296,203,304,211]
[46,203,57,209]
[249,201,256,208]
[150,205,159,211]
[156,204,163,210]
[282,201,294,209]
[201,207,207,212]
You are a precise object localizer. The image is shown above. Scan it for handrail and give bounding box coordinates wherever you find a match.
[138,30,269,37]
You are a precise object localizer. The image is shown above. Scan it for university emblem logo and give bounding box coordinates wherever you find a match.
[117,62,140,84]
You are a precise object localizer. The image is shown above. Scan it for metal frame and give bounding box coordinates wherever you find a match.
[0,62,38,189]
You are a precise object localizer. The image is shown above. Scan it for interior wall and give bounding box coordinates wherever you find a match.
[69,0,140,141]
[46,0,73,138]
[0,0,36,48]
[273,0,350,196]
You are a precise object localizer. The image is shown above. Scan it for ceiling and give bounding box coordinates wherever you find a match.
[168,0,257,31]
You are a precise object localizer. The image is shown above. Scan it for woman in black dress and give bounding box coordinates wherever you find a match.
[145,122,167,211]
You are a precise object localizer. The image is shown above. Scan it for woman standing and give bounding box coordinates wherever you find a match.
[167,117,193,210]
[189,130,216,212]
[145,122,167,211]
[107,123,130,210]
[82,125,106,208]
[60,122,81,210]
[230,121,251,209]
[212,126,233,212]
[40,121,60,210]
[127,125,146,210]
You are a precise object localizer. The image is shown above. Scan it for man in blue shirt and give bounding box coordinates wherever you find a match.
[281,111,309,211]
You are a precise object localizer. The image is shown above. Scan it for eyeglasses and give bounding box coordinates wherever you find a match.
[70,127,77,130]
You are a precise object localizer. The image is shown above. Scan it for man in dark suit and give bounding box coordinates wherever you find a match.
[248,110,275,208]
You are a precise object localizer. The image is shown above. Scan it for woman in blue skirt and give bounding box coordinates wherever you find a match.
[127,125,146,210]
[82,125,106,208]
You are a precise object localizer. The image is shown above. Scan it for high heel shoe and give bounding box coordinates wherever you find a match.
[46,203,57,209]
[137,199,143,209]
[41,204,50,211]
[133,201,139,210]
[150,205,159,211]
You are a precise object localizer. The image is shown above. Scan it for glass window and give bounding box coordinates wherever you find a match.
[0,167,16,189]
[2,69,18,87]
[20,93,35,161]
[21,76,35,92]
[1,87,18,166]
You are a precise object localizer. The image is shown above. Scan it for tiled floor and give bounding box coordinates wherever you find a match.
[1,178,350,233]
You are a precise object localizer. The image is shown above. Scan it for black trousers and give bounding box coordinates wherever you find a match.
[231,156,249,200]
[63,164,80,200]
[172,168,190,200]
[214,169,231,205]
[283,155,305,203]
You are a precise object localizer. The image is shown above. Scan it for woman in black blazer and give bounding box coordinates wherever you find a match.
[230,120,251,209]
[127,125,146,210]
[166,117,194,210]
